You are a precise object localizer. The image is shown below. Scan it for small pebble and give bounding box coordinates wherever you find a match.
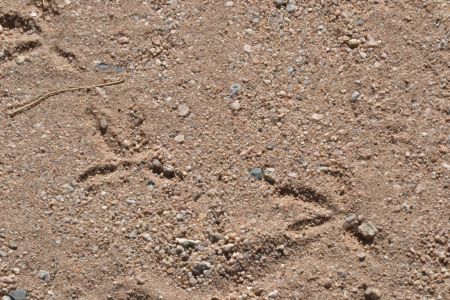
[225,1,234,7]
[357,253,366,261]
[286,1,297,12]
[358,221,378,242]
[95,87,108,99]
[323,278,333,289]
[151,159,163,173]
[192,261,211,276]
[267,290,279,299]
[118,36,129,44]
[230,83,242,97]
[147,180,156,189]
[344,213,359,229]
[2,296,12,300]
[177,104,190,117]
[38,270,51,282]
[8,289,27,300]
[347,39,361,49]
[16,55,26,65]
[311,113,324,121]
[176,238,200,248]
[287,66,295,74]
[249,168,263,180]
[351,91,361,101]
[174,134,185,143]
[243,44,252,53]
[288,172,298,178]
[162,165,175,178]
[189,277,197,286]
[365,37,380,48]
[8,241,17,250]
[263,168,277,184]
[136,276,145,285]
[222,243,235,253]
[99,118,108,134]
[355,18,365,26]
[274,0,285,8]
[230,101,241,111]
[96,62,109,71]
[364,287,381,300]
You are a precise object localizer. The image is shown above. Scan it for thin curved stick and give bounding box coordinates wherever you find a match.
[7,79,125,117]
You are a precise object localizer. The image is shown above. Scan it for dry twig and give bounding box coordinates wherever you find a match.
[7,79,124,117]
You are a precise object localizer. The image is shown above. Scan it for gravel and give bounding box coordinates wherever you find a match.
[1,0,446,298]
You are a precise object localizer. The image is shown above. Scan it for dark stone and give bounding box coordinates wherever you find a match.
[249,168,263,180]
[96,63,109,71]
[8,289,28,300]
[192,261,211,276]
[230,83,242,97]
[162,165,175,179]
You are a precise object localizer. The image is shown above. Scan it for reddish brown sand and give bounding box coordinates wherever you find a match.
[0,1,449,299]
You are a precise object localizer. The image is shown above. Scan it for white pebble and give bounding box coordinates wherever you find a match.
[174,134,185,143]
[177,104,190,117]
[16,55,26,65]
[311,113,324,121]
[118,36,129,44]
[243,44,252,53]
[230,101,241,111]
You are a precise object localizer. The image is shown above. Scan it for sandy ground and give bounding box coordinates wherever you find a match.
[0,0,449,299]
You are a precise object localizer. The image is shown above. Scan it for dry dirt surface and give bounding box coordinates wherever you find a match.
[0,0,449,299]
